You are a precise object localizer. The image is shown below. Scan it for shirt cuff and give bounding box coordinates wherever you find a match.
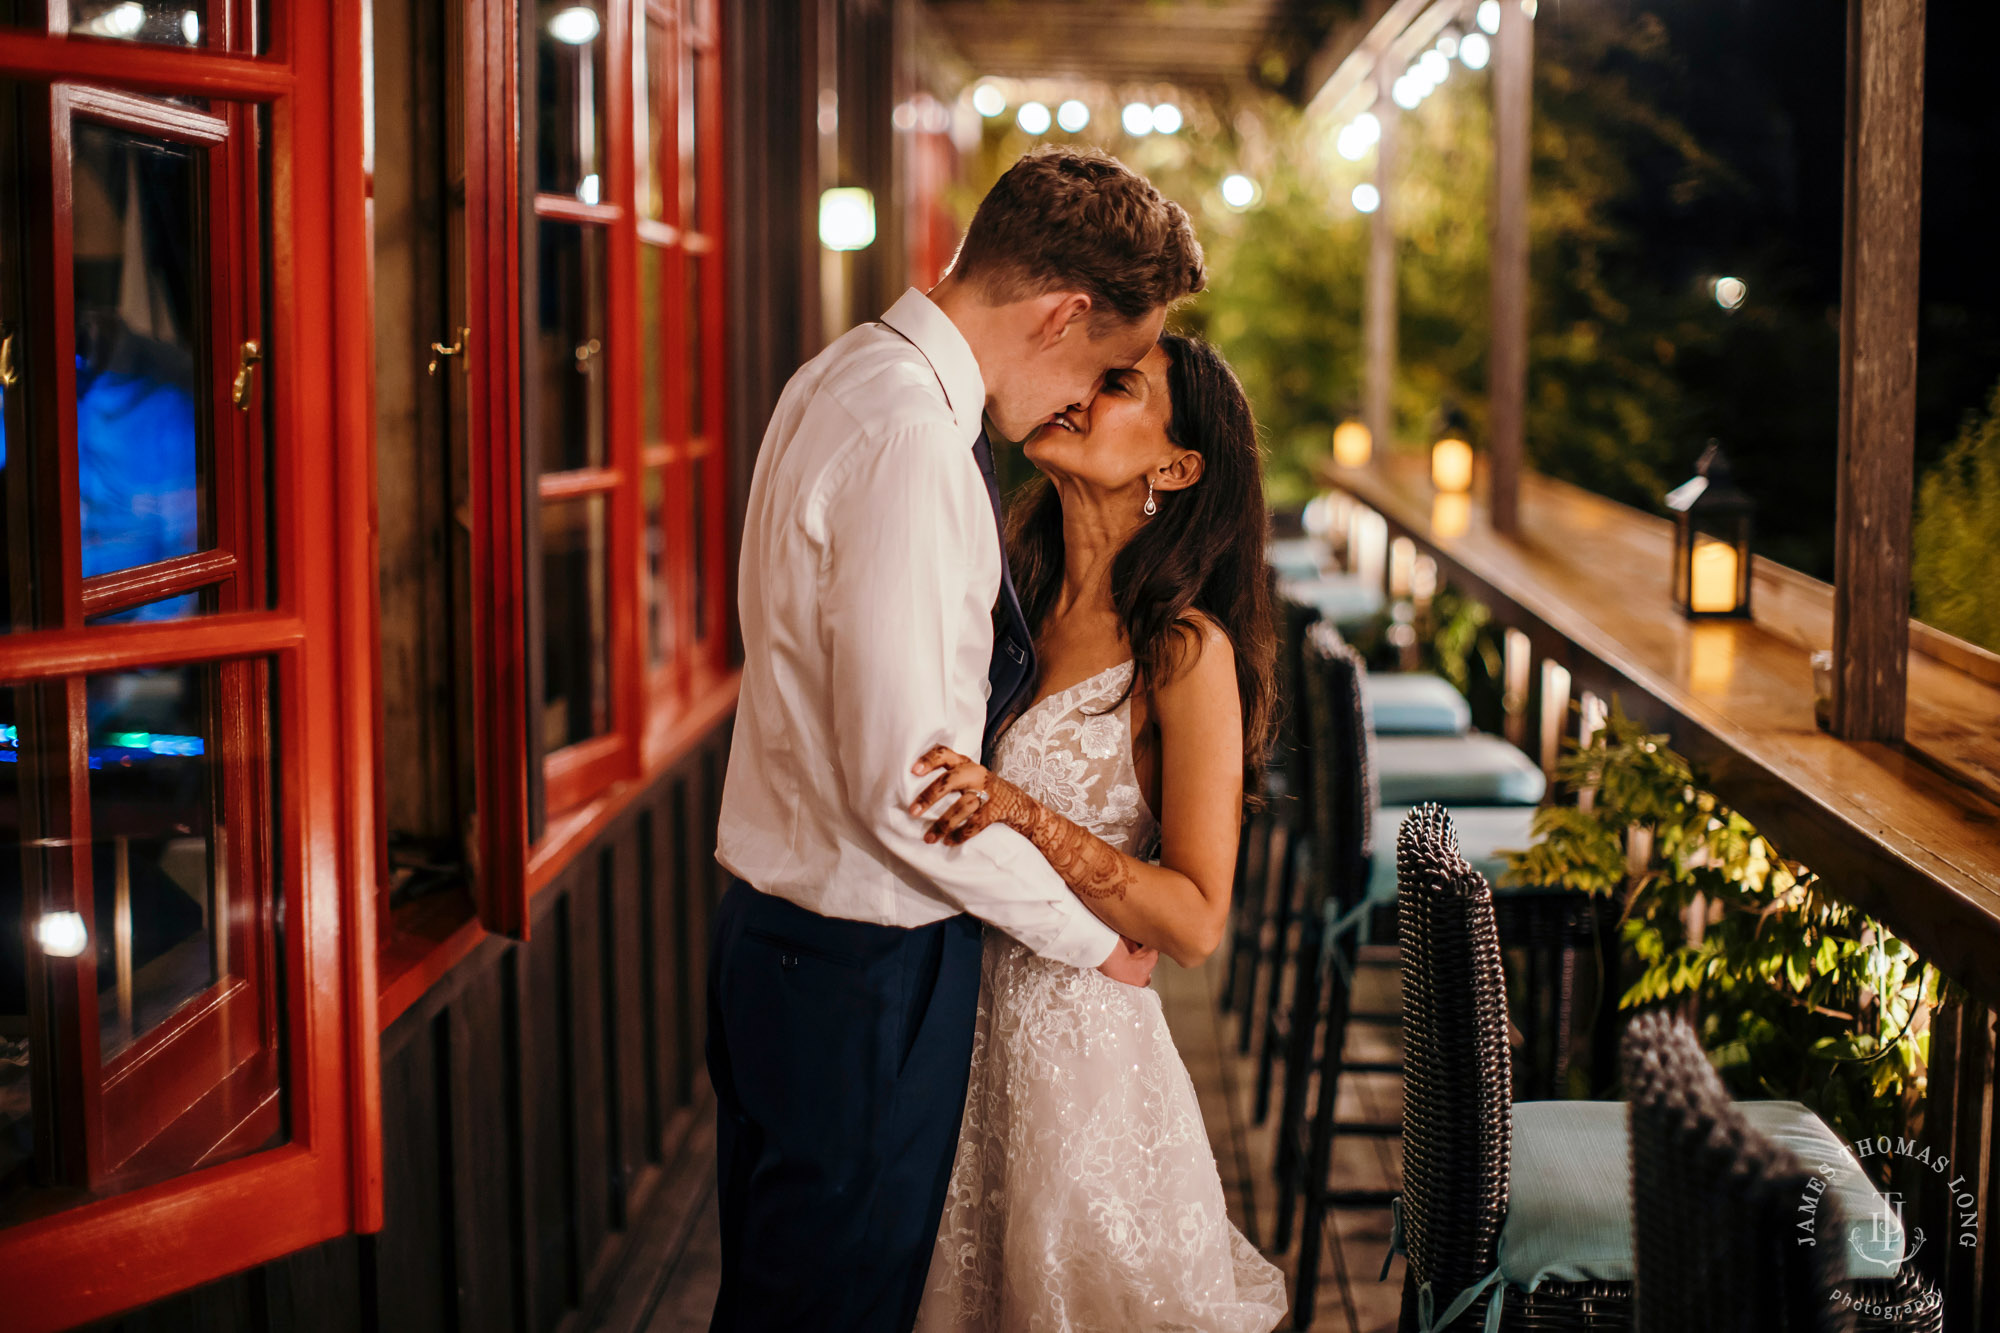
[1040,903,1123,971]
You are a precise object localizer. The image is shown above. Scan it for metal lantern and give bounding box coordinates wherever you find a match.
[1665,441,1754,619]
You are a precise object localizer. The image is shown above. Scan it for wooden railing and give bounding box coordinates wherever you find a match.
[1322,455,2000,1326]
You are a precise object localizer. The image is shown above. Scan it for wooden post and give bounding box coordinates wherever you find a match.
[1831,0,1924,742]
[1487,0,1533,536]
[1363,73,1397,459]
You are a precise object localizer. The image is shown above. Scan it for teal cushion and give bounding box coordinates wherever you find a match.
[1368,805,1539,904]
[1376,734,1547,807]
[1366,672,1472,736]
[1497,1100,1904,1292]
[1279,573,1384,627]
[1268,536,1331,581]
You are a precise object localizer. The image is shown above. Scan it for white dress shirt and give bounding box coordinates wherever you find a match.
[716,289,1122,971]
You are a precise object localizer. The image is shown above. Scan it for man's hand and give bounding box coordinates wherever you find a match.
[1096,934,1159,988]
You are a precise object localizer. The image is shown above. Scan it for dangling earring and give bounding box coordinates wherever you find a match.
[1143,477,1158,517]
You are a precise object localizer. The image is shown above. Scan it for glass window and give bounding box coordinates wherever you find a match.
[639,16,670,222]
[641,243,664,445]
[643,466,670,668]
[685,254,704,440]
[65,2,209,49]
[541,496,609,750]
[679,41,705,228]
[534,219,606,474]
[1,656,281,1223]
[536,0,608,201]
[71,120,210,582]
[691,454,709,643]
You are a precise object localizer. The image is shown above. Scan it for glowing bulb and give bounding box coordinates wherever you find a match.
[1220,174,1257,209]
[973,83,1007,117]
[36,911,87,958]
[1337,122,1370,161]
[1056,99,1090,133]
[1432,437,1474,493]
[181,9,199,42]
[1713,276,1747,310]
[1477,0,1501,34]
[1152,103,1183,134]
[1122,102,1155,136]
[1392,76,1422,110]
[1522,0,1538,17]
[1016,101,1051,134]
[1353,111,1381,144]
[1420,49,1451,84]
[1351,182,1381,214]
[818,187,876,251]
[1333,420,1373,467]
[577,173,600,205]
[546,5,600,44]
[893,101,918,131]
[1689,537,1740,614]
[1433,493,1471,539]
[1436,29,1460,58]
[1459,31,1491,70]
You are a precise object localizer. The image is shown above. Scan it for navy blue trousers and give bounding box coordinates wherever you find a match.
[706,877,984,1332]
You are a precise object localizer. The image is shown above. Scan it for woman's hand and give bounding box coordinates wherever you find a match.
[909,745,1034,845]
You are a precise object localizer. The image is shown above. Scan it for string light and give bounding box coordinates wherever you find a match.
[973,83,1006,117]
[1152,103,1183,134]
[1057,99,1091,132]
[1122,102,1156,136]
[1017,101,1052,134]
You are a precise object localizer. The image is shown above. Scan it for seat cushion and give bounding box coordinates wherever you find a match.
[1278,573,1384,627]
[1375,734,1547,807]
[1497,1100,1904,1293]
[1365,672,1472,736]
[1267,536,1331,581]
[1368,805,1539,904]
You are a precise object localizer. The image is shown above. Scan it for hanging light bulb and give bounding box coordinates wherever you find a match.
[1016,101,1052,134]
[1122,102,1156,136]
[1459,31,1492,70]
[1152,103,1183,134]
[1477,0,1502,34]
[1057,99,1091,132]
[1351,182,1381,214]
[973,83,1007,117]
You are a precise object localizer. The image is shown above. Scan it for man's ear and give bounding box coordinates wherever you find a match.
[1154,449,1205,493]
[1035,292,1094,348]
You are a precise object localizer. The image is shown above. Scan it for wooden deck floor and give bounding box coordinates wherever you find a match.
[605,946,1407,1333]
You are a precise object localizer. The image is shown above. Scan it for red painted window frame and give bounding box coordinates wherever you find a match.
[0,5,382,1328]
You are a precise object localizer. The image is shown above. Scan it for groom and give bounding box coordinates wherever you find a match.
[708,146,1205,1332]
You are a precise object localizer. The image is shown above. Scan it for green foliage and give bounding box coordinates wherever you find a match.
[1912,375,2000,653]
[1502,701,1937,1141]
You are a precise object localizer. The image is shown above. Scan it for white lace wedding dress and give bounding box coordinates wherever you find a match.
[913,661,1288,1333]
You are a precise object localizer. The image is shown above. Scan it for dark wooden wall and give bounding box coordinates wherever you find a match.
[90,725,731,1333]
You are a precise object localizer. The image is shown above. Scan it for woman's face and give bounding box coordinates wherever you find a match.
[1021,343,1185,502]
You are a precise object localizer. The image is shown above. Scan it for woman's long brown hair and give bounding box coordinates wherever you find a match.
[1006,332,1277,799]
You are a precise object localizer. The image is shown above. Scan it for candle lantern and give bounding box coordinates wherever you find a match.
[1665,441,1753,619]
[1430,403,1474,493]
[1332,417,1372,468]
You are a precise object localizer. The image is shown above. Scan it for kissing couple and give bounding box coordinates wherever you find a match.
[708,145,1286,1333]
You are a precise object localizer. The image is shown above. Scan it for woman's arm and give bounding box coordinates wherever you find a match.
[909,624,1244,968]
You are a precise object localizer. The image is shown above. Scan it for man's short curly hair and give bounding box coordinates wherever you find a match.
[950,146,1205,327]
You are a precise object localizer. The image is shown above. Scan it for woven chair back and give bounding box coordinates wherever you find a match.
[1302,623,1376,915]
[1395,803,1514,1312]
[1623,1012,1850,1333]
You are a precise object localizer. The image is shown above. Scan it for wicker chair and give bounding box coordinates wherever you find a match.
[1391,806,1943,1333]
[1624,1014,1945,1333]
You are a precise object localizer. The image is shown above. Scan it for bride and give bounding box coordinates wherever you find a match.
[905,332,1286,1332]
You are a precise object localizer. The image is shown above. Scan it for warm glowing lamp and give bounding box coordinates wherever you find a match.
[818,187,876,251]
[1430,405,1475,493]
[1432,492,1470,538]
[1332,418,1372,468]
[1665,441,1753,619]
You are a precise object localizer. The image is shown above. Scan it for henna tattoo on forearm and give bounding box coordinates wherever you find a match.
[989,775,1138,903]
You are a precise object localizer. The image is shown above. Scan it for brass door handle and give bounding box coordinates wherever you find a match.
[0,332,18,388]
[428,326,470,376]
[231,339,262,408]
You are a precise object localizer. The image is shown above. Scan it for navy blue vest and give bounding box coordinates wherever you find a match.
[972,428,1036,758]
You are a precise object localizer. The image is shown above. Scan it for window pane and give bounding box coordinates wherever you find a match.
[65,2,208,48]
[536,0,608,200]
[685,255,705,440]
[541,497,609,750]
[680,42,707,230]
[643,466,671,668]
[639,16,670,222]
[1,96,27,635]
[85,665,218,1064]
[641,244,665,446]
[72,119,210,580]
[533,220,606,473]
[2,657,282,1222]
[692,455,709,643]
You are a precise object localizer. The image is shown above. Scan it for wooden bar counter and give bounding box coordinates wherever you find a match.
[1320,456,2000,1009]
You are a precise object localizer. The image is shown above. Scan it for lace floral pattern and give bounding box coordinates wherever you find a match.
[913,662,1287,1333]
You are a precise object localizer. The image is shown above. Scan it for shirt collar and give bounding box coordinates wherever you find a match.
[879,287,987,444]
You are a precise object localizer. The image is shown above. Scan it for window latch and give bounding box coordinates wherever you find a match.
[428,326,470,376]
[232,338,262,408]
